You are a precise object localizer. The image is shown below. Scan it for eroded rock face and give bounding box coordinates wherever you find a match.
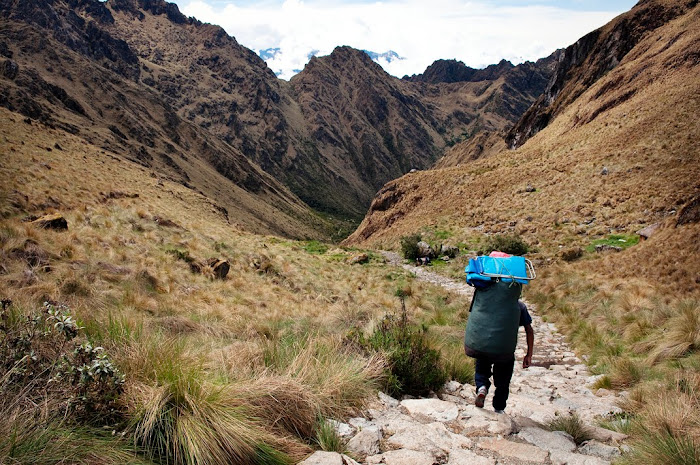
[506,0,693,149]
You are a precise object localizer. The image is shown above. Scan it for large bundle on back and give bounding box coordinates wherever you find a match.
[463,253,535,360]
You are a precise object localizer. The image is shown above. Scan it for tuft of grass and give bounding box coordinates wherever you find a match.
[302,240,329,255]
[313,418,345,453]
[545,413,593,445]
[617,429,700,465]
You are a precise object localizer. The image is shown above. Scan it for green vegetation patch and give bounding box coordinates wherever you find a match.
[586,234,639,252]
[303,240,329,255]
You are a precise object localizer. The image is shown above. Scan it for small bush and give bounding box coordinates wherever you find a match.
[545,412,593,445]
[618,430,700,465]
[400,234,422,260]
[483,234,529,256]
[0,300,125,423]
[303,241,328,255]
[353,295,447,397]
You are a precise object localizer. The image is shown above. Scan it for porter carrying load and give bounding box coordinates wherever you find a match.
[464,252,536,361]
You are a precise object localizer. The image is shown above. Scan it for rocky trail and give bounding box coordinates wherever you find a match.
[301,253,628,465]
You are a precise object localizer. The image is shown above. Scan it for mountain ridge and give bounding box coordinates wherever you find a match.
[1,0,557,234]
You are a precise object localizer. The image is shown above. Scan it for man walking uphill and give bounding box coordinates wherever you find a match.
[463,250,535,413]
[472,300,534,413]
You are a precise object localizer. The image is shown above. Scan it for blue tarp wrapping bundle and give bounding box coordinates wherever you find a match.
[465,255,531,288]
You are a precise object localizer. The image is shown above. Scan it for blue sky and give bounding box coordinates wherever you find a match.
[172,0,638,79]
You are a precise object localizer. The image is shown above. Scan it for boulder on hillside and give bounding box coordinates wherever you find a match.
[677,195,700,226]
[30,214,67,230]
[347,253,370,265]
[191,258,230,279]
[207,258,230,279]
[417,241,433,258]
[636,223,661,240]
[440,245,459,258]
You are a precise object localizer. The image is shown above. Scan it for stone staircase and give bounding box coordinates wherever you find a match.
[298,255,628,465]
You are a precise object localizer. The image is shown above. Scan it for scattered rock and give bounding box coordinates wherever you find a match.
[416,241,433,258]
[561,247,584,262]
[207,258,230,279]
[447,449,495,465]
[636,222,661,240]
[366,449,436,465]
[347,253,370,265]
[440,245,459,258]
[587,425,628,443]
[595,388,614,397]
[579,440,621,459]
[298,451,360,465]
[328,419,355,439]
[601,166,609,175]
[478,438,548,463]
[594,244,621,253]
[525,184,537,192]
[401,398,459,423]
[346,427,381,459]
[30,214,67,230]
[385,422,455,456]
[378,391,400,408]
[153,215,181,228]
[550,450,609,465]
[517,427,577,453]
[677,194,700,225]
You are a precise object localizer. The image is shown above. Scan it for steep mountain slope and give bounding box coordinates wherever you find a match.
[345,0,700,295]
[411,54,561,167]
[506,0,695,149]
[0,0,328,239]
[0,0,556,230]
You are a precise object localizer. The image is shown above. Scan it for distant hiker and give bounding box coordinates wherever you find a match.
[463,251,536,413]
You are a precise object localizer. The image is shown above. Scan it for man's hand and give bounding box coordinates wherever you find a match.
[523,354,532,368]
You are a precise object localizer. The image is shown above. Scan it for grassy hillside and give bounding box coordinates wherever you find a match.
[0,107,472,463]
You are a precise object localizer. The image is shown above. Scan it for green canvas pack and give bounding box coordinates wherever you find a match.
[464,280,522,360]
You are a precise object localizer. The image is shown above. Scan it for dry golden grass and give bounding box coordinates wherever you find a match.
[0,106,470,462]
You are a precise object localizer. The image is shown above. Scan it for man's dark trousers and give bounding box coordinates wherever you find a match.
[475,357,515,411]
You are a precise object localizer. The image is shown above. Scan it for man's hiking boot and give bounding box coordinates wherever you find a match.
[495,409,505,414]
[475,386,487,408]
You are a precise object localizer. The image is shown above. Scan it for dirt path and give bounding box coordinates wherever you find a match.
[300,253,628,465]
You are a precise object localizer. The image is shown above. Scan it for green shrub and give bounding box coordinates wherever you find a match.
[400,234,422,260]
[483,234,530,256]
[303,240,328,255]
[353,295,447,397]
[0,300,125,424]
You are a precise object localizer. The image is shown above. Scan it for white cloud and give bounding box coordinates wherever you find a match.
[178,0,626,80]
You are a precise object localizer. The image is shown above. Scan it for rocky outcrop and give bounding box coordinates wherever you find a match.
[506,0,694,149]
